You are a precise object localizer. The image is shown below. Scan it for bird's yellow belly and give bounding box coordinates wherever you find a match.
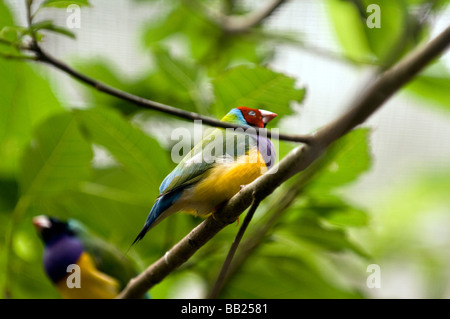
[55,252,120,299]
[186,149,267,216]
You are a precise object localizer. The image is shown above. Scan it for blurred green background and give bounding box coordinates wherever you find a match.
[0,0,449,299]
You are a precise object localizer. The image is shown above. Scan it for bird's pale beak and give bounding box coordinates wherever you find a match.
[32,215,51,231]
[260,109,277,126]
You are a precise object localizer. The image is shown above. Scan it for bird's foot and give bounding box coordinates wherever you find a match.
[211,202,227,221]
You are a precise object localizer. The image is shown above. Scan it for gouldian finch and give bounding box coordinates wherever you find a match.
[133,107,277,244]
[33,215,144,299]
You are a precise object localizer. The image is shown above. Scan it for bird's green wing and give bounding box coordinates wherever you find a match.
[159,127,257,195]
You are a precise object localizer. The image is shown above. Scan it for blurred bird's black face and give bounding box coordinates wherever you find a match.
[32,215,74,244]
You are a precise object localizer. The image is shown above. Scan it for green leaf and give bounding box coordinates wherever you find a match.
[72,59,144,114]
[308,128,372,191]
[282,210,369,258]
[0,61,63,177]
[212,65,306,122]
[148,47,209,113]
[74,59,129,91]
[31,20,76,39]
[41,0,91,8]
[142,3,221,61]
[303,194,369,227]
[74,108,171,188]
[19,112,93,197]
[0,3,21,52]
[0,179,18,212]
[326,0,372,62]
[142,4,186,44]
[0,26,21,43]
[327,0,410,64]
[362,0,408,61]
[0,2,14,27]
[406,62,450,112]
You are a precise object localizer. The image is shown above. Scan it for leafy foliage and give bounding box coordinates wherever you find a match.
[0,0,448,299]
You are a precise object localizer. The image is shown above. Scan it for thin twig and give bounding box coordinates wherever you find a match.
[26,0,33,26]
[208,195,261,299]
[25,0,38,43]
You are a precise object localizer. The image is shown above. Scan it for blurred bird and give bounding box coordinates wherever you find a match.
[133,106,277,244]
[33,215,143,299]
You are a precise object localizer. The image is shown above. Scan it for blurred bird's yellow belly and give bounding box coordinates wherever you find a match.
[56,252,120,299]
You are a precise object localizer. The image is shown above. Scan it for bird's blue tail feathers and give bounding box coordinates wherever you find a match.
[131,189,183,246]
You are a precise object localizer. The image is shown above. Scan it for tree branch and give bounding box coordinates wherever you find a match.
[117,25,450,299]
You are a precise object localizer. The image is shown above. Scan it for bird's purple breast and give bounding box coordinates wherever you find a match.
[257,135,276,169]
[43,235,84,283]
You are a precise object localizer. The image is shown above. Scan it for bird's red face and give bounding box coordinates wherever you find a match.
[237,106,277,128]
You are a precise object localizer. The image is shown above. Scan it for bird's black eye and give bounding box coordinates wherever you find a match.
[248,111,256,116]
